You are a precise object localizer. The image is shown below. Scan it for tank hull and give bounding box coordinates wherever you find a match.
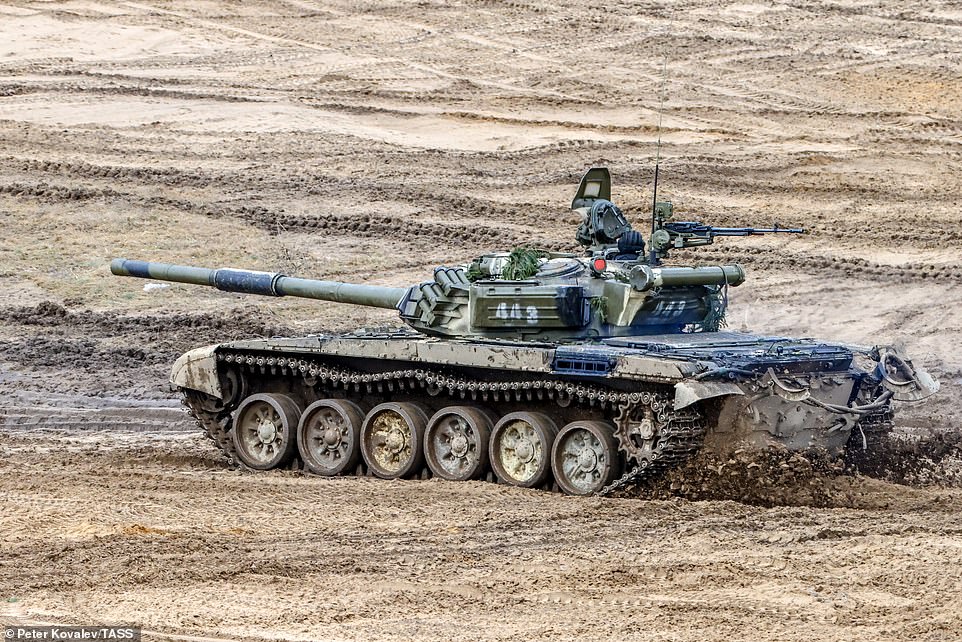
[176,330,921,494]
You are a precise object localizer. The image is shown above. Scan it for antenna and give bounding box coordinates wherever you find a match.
[648,20,672,266]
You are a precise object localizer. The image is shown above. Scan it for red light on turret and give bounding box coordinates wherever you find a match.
[592,258,607,273]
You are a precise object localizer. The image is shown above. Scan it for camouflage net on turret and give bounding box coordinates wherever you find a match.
[700,286,728,332]
[501,247,547,281]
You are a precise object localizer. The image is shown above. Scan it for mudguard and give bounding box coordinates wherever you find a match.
[170,345,222,398]
[674,380,743,410]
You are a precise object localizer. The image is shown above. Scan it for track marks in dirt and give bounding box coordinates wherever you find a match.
[0,303,295,400]
[686,246,962,285]
[1,157,220,187]
[0,79,261,104]
[0,165,562,253]
[3,184,957,288]
[2,439,961,641]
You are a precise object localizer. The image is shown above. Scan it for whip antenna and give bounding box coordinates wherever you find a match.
[649,21,671,266]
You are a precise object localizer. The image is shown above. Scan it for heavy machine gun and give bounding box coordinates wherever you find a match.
[571,167,805,264]
[648,201,805,263]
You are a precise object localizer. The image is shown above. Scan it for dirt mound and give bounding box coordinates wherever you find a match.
[0,301,293,342]
[2,336,166,371]
[847,428,962,487]
[623,432,962,508]
[625,449,847,507]
[0,303,298,401]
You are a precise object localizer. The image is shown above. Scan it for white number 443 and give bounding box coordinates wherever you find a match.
[495,302,539,324]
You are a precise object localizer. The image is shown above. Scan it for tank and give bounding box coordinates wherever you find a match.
[110,167,939,495]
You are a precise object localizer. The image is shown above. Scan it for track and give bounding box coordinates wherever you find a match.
[181,347,706,494]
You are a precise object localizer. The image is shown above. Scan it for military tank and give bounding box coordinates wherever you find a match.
[110,167,938,495]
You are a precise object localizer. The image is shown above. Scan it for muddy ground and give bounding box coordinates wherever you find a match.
[0,1,960,640]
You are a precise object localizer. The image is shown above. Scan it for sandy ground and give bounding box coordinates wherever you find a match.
[0,1,960,640]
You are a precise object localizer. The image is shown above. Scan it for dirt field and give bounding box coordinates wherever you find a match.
[1,1,960,640]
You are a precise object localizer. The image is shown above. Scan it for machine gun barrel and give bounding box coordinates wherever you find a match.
[110,259,407,310]
[649,219,806,262]
[705,226,805,236]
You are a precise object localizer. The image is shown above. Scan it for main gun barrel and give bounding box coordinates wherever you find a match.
[110,259,407,310]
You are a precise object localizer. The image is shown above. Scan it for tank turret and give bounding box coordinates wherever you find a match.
[113,168,810,341]
[111,256,744,341]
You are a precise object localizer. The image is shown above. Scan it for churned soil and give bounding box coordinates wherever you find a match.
[2,431,961,642]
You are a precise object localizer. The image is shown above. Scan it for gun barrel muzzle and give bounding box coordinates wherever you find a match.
[110,259,407,309]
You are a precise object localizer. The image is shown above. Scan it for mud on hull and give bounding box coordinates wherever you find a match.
[173,331,932,495]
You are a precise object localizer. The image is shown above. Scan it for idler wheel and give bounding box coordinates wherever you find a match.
[231,393,302,470]
[551,420,620,495]
[192,368,247,414]
[219,368,247,410]
[360,402,429,479]
[297,399,364,476]
[424,406,492,481]
[489,412,558,488]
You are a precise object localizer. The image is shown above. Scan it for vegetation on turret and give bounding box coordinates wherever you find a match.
[501,247,547,281]
[701,288,728,332]
[590,296,608,323]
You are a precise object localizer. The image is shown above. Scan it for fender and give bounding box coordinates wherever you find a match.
[673,380,743,410]
[170,345,222,398]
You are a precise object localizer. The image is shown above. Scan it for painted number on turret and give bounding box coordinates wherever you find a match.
[494,303,539,325]
[652,300,688,318]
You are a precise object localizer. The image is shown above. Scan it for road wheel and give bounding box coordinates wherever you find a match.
[231,393,301,470]
[360,402,429,479]
[489,412,557,488]
[424,406,492,481]
[298,399,364,476]
[551,420,620,495]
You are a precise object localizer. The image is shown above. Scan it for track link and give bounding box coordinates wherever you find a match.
[184,391,238,467]
[602,400,705,496]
